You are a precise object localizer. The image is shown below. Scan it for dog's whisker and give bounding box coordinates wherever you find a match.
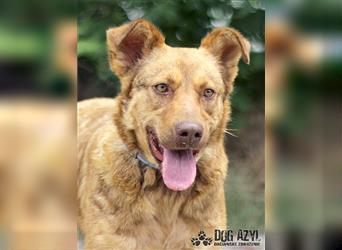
[224,130,238,138]
[225,128,238,131]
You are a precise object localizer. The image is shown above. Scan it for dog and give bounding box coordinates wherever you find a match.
[78,19,250,249]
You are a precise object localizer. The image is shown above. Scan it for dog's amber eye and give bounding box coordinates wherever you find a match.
[203,88,215,99]
[154,83,169,94]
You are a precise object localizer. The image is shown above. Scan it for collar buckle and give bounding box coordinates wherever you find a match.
[134,151,159,170]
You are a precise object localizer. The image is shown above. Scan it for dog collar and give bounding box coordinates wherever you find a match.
[133,151,159,170]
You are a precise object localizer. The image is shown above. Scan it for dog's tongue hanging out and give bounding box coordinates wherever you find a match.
[161,149,196,191]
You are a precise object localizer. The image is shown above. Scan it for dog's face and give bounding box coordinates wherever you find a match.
[107,20,249,191]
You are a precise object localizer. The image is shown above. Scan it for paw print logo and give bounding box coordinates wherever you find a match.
[202,237,213,246]
[191,231,213,246]
[198,231,206,241]
[191,237,201,246]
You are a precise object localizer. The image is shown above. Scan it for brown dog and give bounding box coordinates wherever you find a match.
[78,19,249,249]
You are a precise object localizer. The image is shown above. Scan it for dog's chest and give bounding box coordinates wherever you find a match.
[135,190,194,248]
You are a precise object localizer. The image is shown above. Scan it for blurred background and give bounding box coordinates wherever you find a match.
[78,0,265,235]
[1,0,341,249]
[0,0,77,249]
[266,0,342,249]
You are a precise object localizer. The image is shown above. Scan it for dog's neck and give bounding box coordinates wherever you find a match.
[113,95,138,148]
[111,95,161,189]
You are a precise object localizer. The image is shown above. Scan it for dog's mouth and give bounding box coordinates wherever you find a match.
[147,128,164,162]
[147,128,199,191]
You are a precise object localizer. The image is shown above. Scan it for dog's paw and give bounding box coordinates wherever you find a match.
[191,237,201,246]
[202,237,213,246]
[198,231,206,241]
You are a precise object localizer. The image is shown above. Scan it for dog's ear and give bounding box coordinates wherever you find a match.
[107,19,165,78]
[200,28,250,93]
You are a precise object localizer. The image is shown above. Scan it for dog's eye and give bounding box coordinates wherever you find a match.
[154,83,169,94]
[203,88,215,99]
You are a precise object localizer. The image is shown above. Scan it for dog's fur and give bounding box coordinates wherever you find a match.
[78,20,249,249]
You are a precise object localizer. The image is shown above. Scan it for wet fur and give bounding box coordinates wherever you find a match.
[78,20,249,249]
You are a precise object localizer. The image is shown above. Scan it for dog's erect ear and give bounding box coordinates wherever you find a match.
[106,19,165,78]
[200,28,250,92]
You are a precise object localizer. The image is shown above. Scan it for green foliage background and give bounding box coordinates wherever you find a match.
[78,0,265,231]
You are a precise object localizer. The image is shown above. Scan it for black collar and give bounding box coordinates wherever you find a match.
[132,151,159,170]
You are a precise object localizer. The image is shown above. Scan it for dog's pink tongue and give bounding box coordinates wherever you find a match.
[161,149,196,191]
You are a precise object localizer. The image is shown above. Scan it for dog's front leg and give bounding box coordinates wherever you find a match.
[184,185,227,249]
[81,199,140,250]
[85,232,137,250]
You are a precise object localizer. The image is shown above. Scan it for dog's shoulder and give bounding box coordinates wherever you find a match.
[78,98,117,130]
[77,97,120,175]
[78,97,117,113]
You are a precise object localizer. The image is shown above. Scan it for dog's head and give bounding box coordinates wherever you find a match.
[107,20,249,191]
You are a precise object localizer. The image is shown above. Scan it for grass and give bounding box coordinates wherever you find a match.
[225,167,264,231]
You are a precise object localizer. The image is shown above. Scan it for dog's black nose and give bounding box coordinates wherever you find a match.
[175,121,203,148]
